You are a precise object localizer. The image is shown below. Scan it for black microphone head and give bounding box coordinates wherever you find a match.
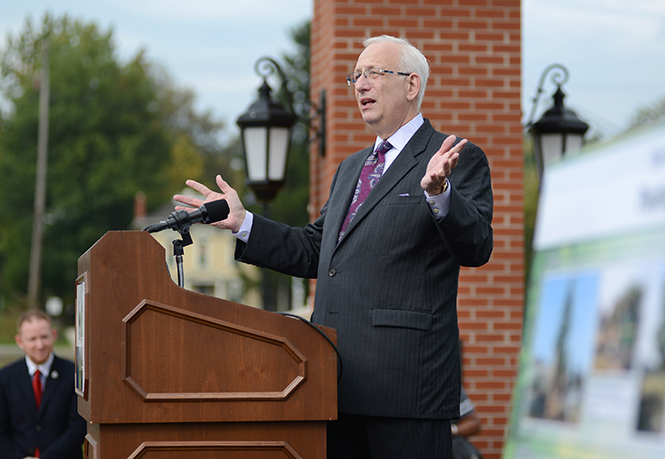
[143,222,164,233]
[202,200,230,223]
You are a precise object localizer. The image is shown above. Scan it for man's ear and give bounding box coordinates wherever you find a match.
[15,334,24,350]
[406,73,421,102]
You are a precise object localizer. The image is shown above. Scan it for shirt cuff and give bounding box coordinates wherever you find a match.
[424,185,451,219]
[232,211,254,243]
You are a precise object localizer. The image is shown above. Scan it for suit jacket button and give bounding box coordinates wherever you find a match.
[36,424,42,431]
[328,269,336,277]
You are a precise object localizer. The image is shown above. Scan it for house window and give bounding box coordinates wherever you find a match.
[198,239,207,267]
[193,284,215,297]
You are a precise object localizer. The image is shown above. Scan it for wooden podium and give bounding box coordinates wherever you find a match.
[75,231,337,458]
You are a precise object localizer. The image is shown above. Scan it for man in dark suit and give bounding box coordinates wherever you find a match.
[0,310,86,459]
[174,34,493,458]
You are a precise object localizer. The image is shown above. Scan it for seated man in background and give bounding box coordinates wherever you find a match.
[451,388,483,459]
[452,388,482,437]
[0,310,86,459]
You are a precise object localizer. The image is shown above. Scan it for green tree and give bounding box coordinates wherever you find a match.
[270,20,312,229]
[629,95,665,128]
[151,63,233,190]
[523,136,539,279]
[266,21,312,308]
[0,13,223,308]
[233,20,312,310]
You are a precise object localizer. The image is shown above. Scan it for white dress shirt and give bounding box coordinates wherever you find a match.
[25,353,53,389]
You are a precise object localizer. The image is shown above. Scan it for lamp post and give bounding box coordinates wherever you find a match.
[236,57,296,312]
[237,57,326,311]
[237,57,298,205]
[237,56,327,311]
[526,64,590,182]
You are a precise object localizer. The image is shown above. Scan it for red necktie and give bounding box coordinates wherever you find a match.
[33,369,43,408]
[33,370,42,457]
[338,140,392,241]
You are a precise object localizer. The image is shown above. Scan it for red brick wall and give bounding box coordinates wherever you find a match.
[310,1,523,457]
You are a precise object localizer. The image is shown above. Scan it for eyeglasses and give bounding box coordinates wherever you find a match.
[346,68,412,86]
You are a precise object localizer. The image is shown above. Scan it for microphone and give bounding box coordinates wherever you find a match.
[143,199,230,233]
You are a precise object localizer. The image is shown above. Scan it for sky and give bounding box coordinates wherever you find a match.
[0,0,313,143]
[1,0,664,143]
[531,273,598,373]
[523,0,665,139]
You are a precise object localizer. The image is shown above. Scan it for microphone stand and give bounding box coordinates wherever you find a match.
[171,226,193,288]
[145,202,230,288]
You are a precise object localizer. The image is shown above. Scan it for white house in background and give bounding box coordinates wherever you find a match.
[131,190,262,309]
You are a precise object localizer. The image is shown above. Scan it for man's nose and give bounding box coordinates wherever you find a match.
[355,76,370,91]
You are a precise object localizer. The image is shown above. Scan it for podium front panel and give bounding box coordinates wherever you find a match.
[76,231,337,425]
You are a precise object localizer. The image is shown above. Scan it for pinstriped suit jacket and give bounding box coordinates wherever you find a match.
[236,119,493,419]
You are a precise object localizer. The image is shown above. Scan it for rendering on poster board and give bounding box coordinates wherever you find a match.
[505,120,665,459]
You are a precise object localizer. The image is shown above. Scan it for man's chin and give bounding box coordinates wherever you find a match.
[30,354,50,365]
[361,112,379,127]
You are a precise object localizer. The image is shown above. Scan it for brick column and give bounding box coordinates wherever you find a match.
[310,1,522,457]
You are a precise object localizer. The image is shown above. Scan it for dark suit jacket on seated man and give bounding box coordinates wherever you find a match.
[0,310,86,459]
[174,34,493,459]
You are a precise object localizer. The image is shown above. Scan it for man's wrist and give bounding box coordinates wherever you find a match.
[442,177,449,193]
[232,211,253,243]
[435,177,450,196]
[427,177,449,196]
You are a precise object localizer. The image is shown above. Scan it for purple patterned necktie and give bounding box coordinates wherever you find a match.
[338,140,393,241]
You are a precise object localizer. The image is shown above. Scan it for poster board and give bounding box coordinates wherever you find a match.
[504,120,665,458]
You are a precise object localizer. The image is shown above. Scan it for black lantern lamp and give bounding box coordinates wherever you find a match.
[526,64,590,182]
[236,58,298,204]
[236,57,325,312]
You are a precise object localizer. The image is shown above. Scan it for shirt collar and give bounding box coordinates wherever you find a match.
[375,113,424,153]
[26,353,54,377]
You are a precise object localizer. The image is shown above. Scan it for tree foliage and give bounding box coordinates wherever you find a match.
[275,21,312,229]
[629,95,665,128]
[243,20,312,229]
[523,136,539,282]
[0,13,224,307]
[233,20,312,310]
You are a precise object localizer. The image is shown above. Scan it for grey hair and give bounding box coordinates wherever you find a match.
[363,35,430,110]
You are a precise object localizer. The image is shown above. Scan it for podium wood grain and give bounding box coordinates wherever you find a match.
[77,231,337,458]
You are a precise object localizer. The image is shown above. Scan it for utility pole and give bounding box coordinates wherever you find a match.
[28,40,49,309]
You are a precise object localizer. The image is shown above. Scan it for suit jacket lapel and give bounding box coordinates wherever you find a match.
[17,359,40,417]
[38,355,60,417]
[328,145,372,244]
[340,121,434,240]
